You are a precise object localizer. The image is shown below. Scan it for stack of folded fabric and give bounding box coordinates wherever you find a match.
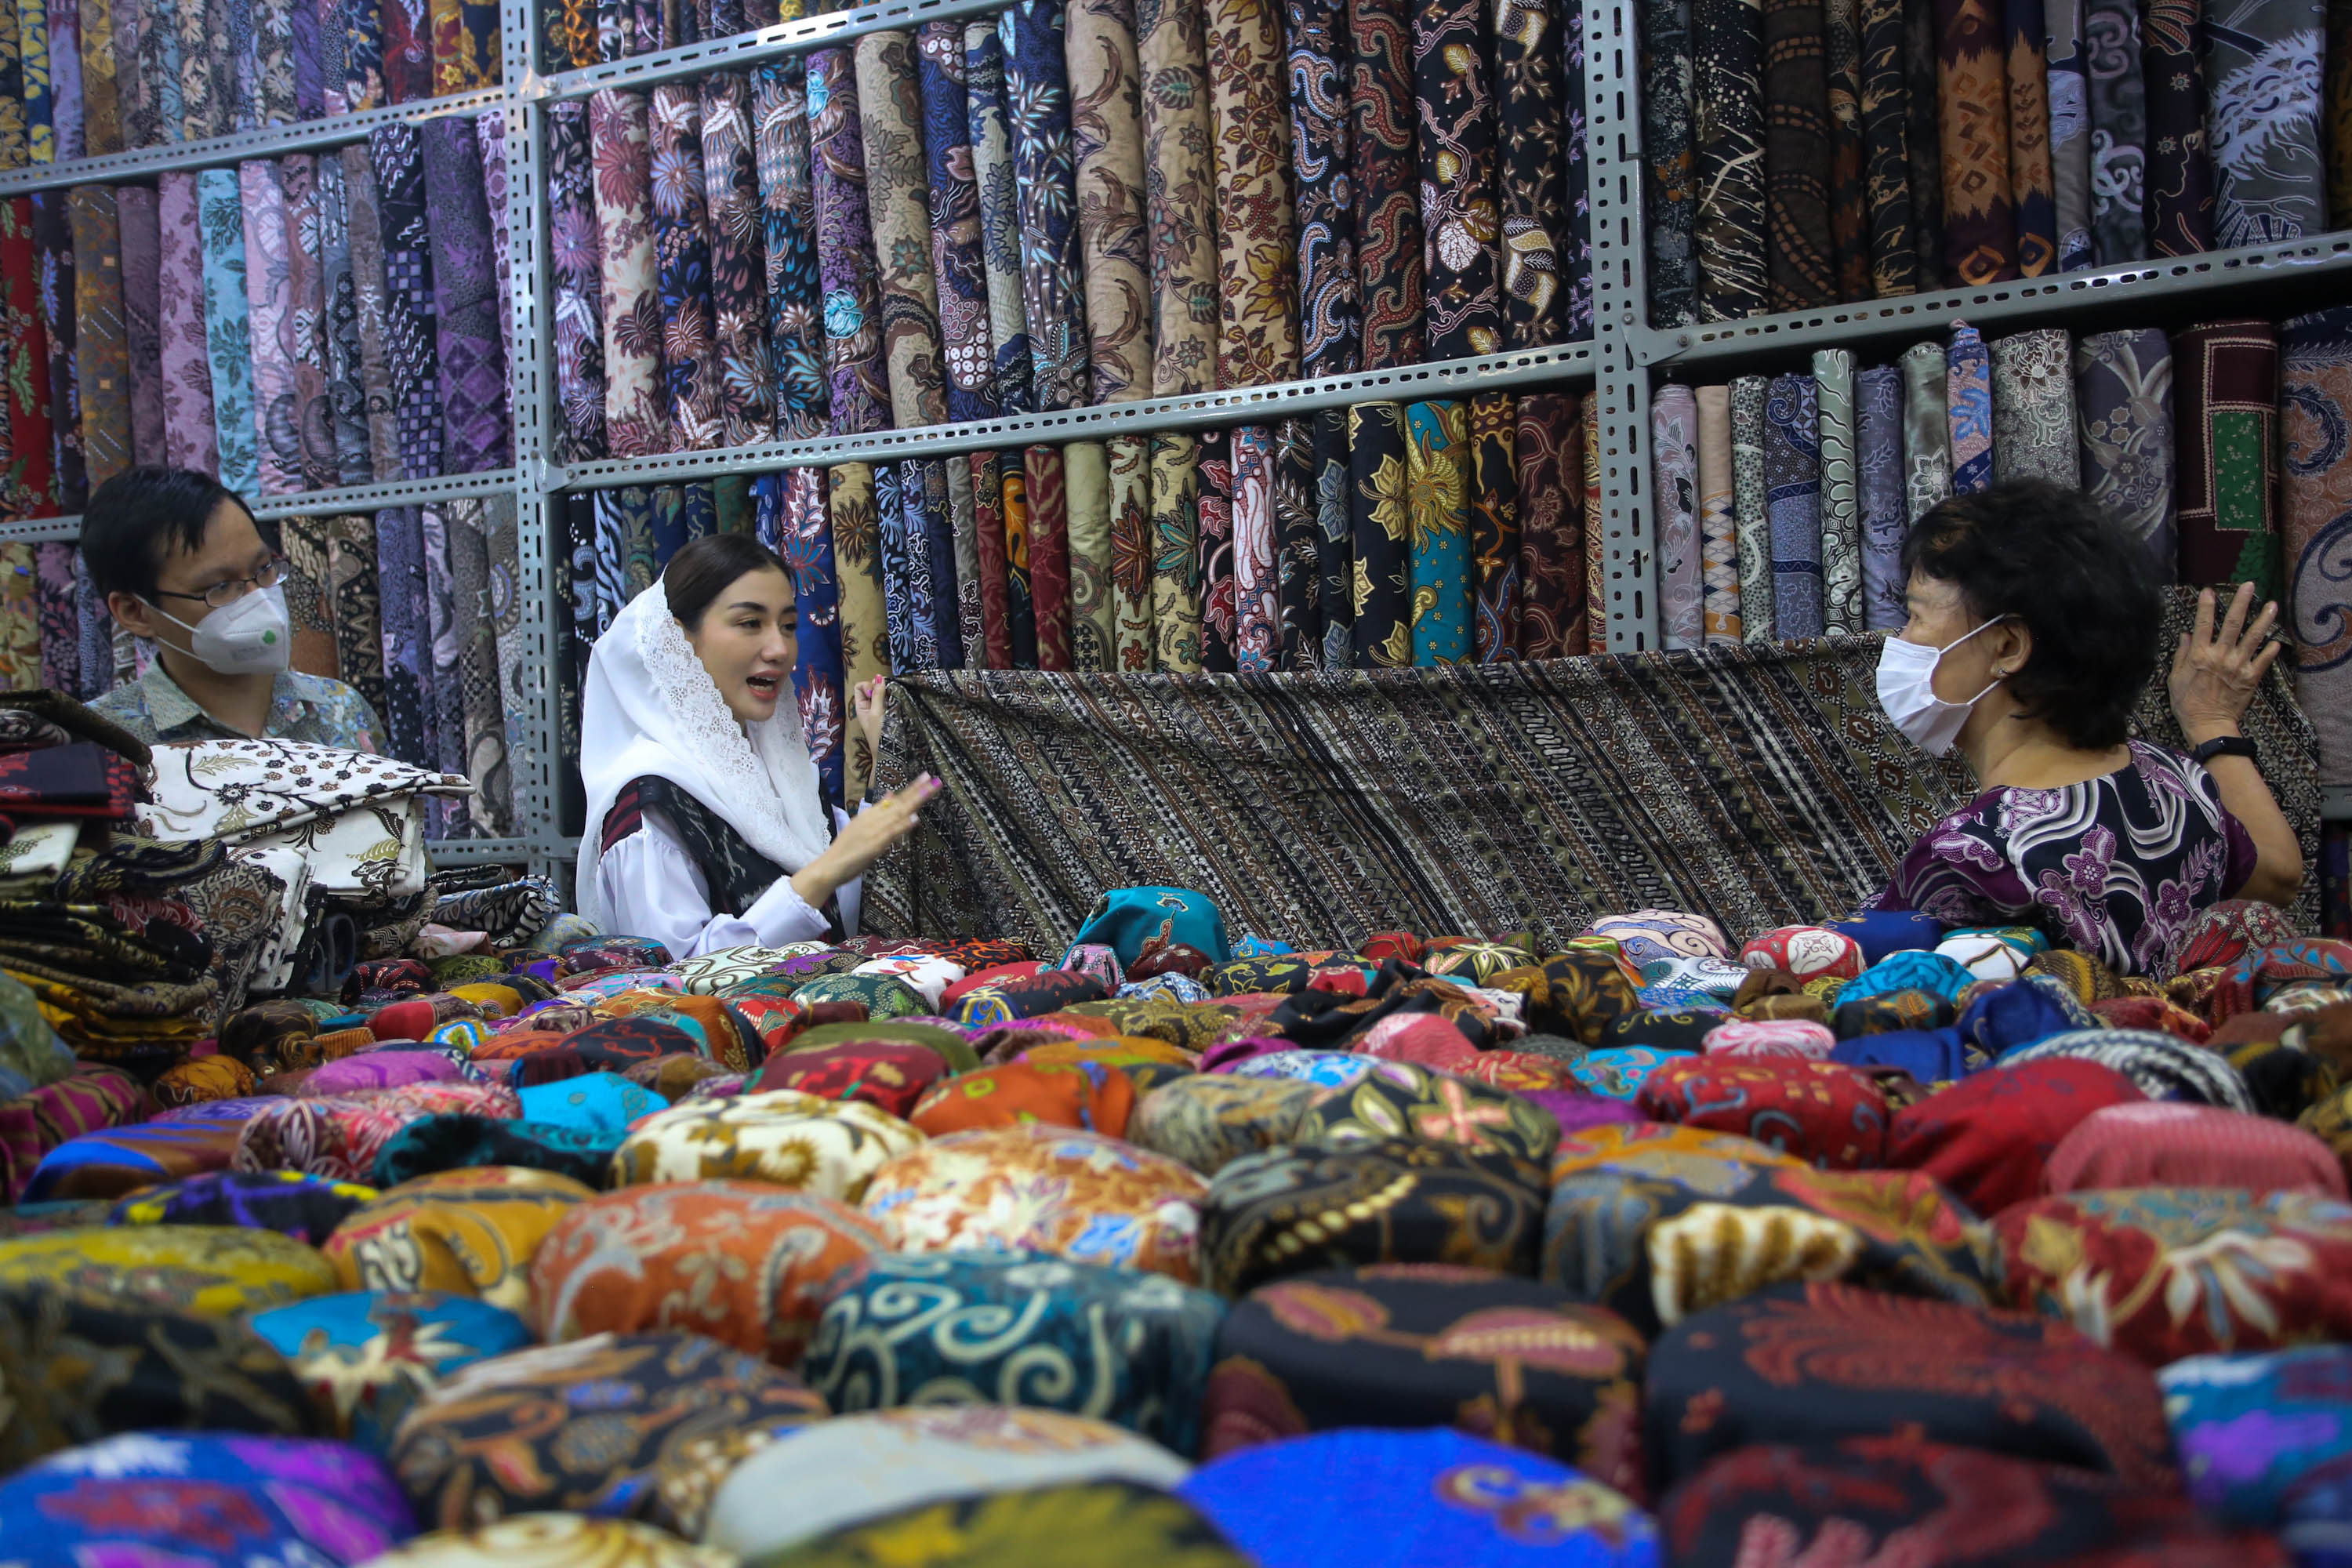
[137,740,477,998]
[7,881,2352,1566]
[0,695,270,1066]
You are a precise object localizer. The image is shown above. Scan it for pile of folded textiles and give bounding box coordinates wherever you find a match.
[6,885,2352,1566]
[0,710,561,1209]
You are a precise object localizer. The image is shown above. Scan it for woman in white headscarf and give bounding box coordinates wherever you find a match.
[576,534,939,955]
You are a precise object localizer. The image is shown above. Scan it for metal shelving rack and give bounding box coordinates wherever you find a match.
[11,0,2347,877]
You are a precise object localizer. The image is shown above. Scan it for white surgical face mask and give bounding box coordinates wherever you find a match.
[148,584,293,676]
[1875,618,2005,757]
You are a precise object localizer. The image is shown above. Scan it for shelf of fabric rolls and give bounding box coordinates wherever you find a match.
[0,88,510,197]
[503,0,1669,902]
[0,470,527,546]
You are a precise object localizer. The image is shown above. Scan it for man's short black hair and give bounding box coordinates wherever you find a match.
[1899,479,2165,751]
[79,466,252,606]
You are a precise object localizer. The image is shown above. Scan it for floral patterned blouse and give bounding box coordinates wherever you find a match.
[1867,739,2256,978]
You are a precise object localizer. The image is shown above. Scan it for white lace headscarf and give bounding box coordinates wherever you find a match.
[575,579,835,930]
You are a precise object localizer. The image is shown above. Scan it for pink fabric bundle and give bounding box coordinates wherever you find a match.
[1354,1014,1479,1070]
[232,1080,522,1181]
[1704,1018,1838,1060]
[2044,1102,2348,1198]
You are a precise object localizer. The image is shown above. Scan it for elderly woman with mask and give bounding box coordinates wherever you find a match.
[1864,481,2300,977]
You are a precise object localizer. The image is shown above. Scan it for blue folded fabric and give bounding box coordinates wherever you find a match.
[1831,1028,1971,1083]
[1828,909,1947,965]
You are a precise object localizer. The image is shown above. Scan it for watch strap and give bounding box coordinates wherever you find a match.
[2192,735,2259,771]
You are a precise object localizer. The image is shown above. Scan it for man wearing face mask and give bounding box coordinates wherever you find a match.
[1862,481,2301,978]
[81,466,386,752]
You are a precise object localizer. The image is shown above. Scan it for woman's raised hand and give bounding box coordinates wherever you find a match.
[792,774,942,908]
[2169,583,2282,742]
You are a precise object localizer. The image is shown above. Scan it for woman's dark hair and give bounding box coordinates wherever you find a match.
[80,466,249,604]
[1899,479,2162,750]
[662,533,794,630]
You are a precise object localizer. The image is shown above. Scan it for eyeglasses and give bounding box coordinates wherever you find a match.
[153,556,290,609]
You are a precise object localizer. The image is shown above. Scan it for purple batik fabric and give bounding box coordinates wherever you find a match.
[915,20,1000,423]
[318,147,373,486]
[115,183,165,469]
[700,69,776,447]
[370,122,441,481]
[808,45,891,434]
[154,172,216,474]
[420,115,509,475]
[74,550,108,698]
[419,504,470,837]
[240,158,302,496]
[47,0,82,161]
[649,82,724,450]
[374,505,429,768]
[36,543,77,696]
[341,144,403,482]
[475,109,515,394]
[550,98,609,461]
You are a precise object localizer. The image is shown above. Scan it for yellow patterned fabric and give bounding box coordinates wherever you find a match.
[0,1225,339,1314]
[321,1167,596,1312]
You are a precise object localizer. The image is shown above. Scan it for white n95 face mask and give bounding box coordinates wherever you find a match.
[151,584,294,675]
[1875,618,2004,757]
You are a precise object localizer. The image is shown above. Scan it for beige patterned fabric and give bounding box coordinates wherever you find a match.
[1135,0,1220,394]
[855,32,950,430]
[1062,441,1117,671]
[1067,0,1154,402]
[1203,0,1298,387]
[611,1090,924,1200]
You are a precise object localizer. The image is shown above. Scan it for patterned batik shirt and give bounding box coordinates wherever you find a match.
[1867,739,2258,978]
[90,663,387,754]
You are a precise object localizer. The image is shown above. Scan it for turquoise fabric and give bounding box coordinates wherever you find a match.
[517,1073,666,1134]
[248,1290,533,1454]
[1071,887,1234,968]
[1405,400,1472,666]
[1567,1048,1696,1101]
[195,167,260,495]
[1840,951,1974,1006]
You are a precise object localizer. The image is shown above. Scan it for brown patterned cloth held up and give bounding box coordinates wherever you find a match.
[865,589,2319,949]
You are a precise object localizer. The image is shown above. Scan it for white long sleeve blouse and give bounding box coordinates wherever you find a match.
[593,800,862,957]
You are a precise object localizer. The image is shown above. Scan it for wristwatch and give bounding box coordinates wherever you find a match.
[2192,734,2260,772]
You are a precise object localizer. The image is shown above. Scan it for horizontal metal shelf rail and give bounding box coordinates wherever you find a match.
[1637,231,2352,368]
[0,90,509,198]
[554,343,1602,492]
